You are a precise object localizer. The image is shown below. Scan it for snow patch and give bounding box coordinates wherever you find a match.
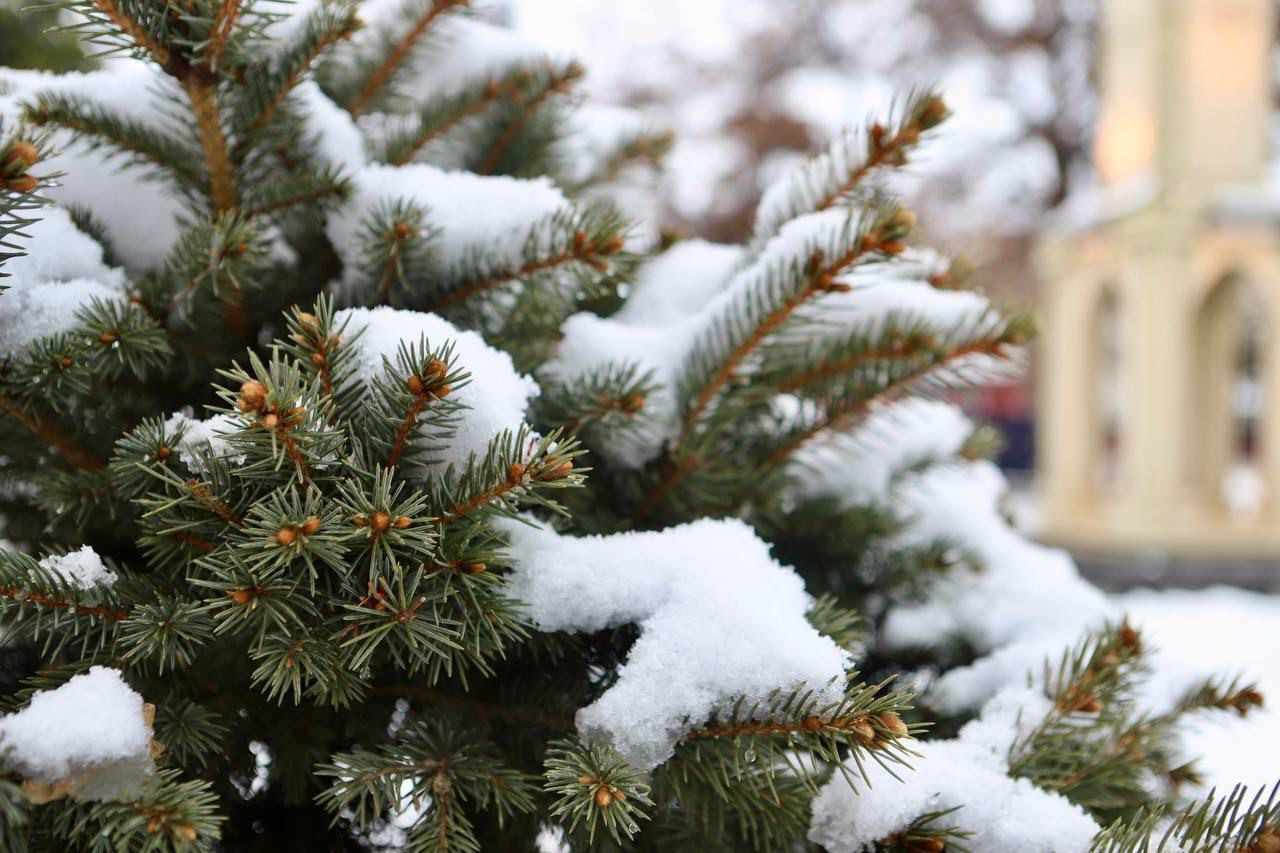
[498,516,850,769]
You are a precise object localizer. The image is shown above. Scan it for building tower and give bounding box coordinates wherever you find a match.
[1036,0,1280,555]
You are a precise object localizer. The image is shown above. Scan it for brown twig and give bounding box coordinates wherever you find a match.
[423,232,618,313]
[475,63,582,175]
[762,338,1010,471]
[207,0,244,68]
[184,73,237,213]
[390,81,510,166]
[91,0,171,67]
[347,0,471,117]
[0,584,129,621]
[0,394,105,472]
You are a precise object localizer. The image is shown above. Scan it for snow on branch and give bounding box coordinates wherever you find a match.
[0,666,156,802]
[496,516,850,769]
[336,307,539,474]
[808,686,1099,852]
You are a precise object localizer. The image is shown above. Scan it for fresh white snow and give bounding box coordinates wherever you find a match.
[336,307,539,472]
[0,667,154,800]
[498,516,851,769]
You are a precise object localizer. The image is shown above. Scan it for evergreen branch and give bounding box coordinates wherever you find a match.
[763,336,1013,470]
[1092,781,1280,852]
[683,208,914,434]
[545,740,654,845]
[87,0,171,67]
[23,94,205,190]
[476,61,583,175]
[49,769,223,849]
[385,77,512,166]
[750,90,948,251]
[241,167,349,218]
[242,4,361,136]
[424,216,624,313]
[184,73,237,212]
[347,0,471,117]
[0,393,106,471]
[206,0,244,68]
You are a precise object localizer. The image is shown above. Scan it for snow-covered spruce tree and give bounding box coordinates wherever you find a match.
[0,2,1275,851]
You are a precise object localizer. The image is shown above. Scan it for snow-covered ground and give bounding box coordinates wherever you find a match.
[1118,586,1280,791]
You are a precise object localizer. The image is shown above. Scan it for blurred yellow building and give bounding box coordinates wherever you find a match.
[1037,0,1280,557]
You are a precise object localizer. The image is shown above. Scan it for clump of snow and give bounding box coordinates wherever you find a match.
[0,204,130,356]
[412,15,553,102]
[808,685,1098,853]
[163,410,248,472]
[791,399,974,506]
[336,307,539,472]
[878,461,1112,713]
[0,666,154,801]
[497,516,850,769]
[0,205,125,289]
[37,546,117,590]
[556,103,654,185]
[293,80,367,172]
[326,163,571,290]
[0,62,186,272]
[0,278,125,356]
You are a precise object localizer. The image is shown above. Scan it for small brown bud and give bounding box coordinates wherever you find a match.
[464,562,487,574]
[918,96,949,128]
[275,526,298,546]
[239,380,268,409]
[849,718,876,745]
[3,140,39,172]
[1118,622,1141,650]
[507,462,526,484]
[594,787,613,807]
[879,240,907,256]
[621,393,646,414]
[228,588,253,605]
[890,209,917,232]
[5,175,37,193]
[353,514,369,527]
[174,823,198,843]
[540,460,574,480]
[262,413,279,429]
[296,311,319,330]
[156,446,172,460]
[869,123,886,151]
[371,511,391,532]
[393,221,414,239]
[393,515,412,529]
[907,838,945,853]
[577,774,596,785]
[424,357,447,379]
[859,233,880,253]
[600,235,625,254]
[310,352,326,367]
[573,230,587,253]
[1071,693,1102,714]
[302,516,322,535]
[1250,832,1280,853]
[57,355,73,369]
[877,712,909,738]
[432,383,452,398]
[801,715,823,732]
[98,330,118,345]
[407,374,426,395]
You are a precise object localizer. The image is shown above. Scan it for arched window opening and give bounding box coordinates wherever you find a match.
[1194,274,1267,519]
[1089,287,1124,494]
